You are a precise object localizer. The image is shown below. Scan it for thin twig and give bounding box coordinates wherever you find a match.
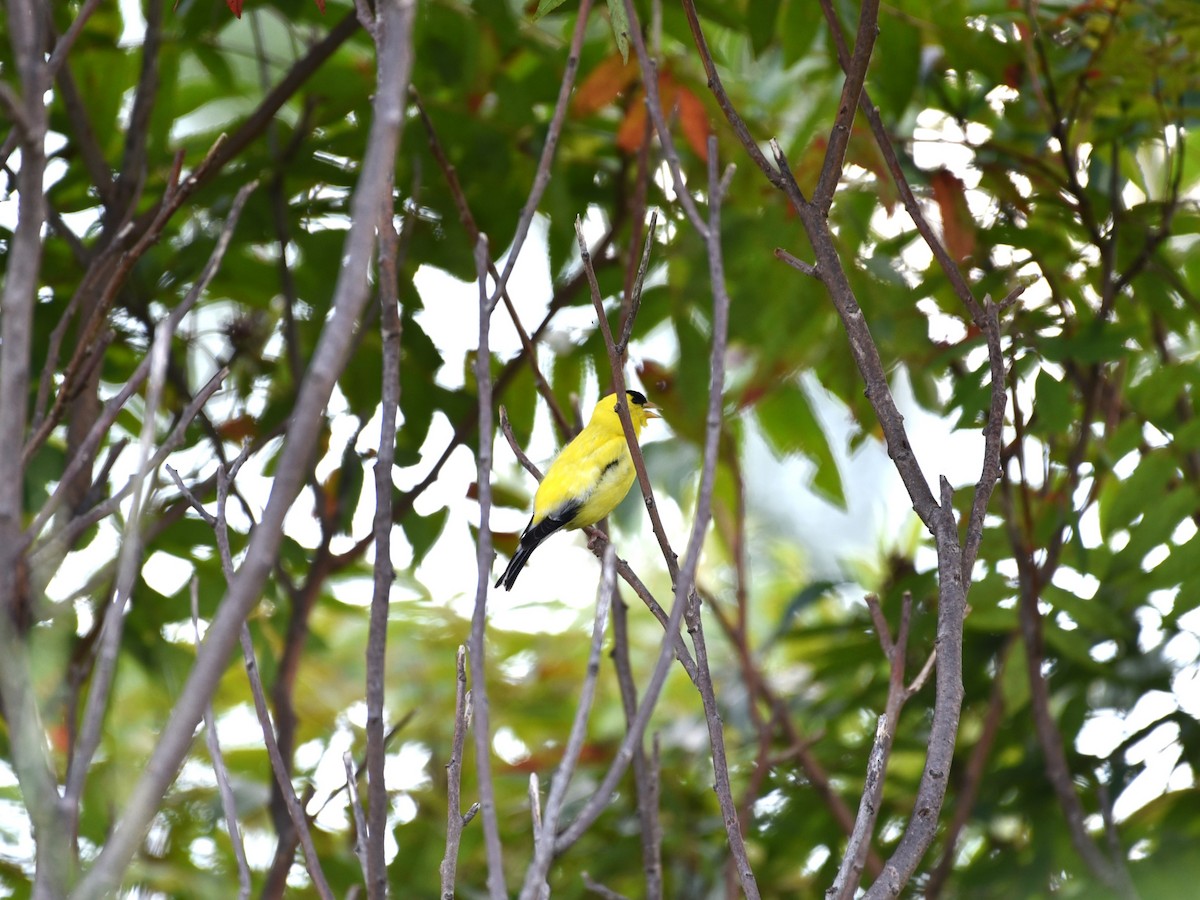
[519,546,617,900]
[576,219,677,573]
[610,590,663,900]
[22,137,222,465]
[828,593,913,900]
[705,593,883,877]
[191,579,252,900]
[25,180,257,547]
[552,226,696,853]
[490,0,595,304]
[239,625,336,900]
[344,752,372,887]
[364,103,405,900]
[63,320,173,834]
[677,140,760,899]
[999,474,1137,898]
[616,211,658,360]
[28,367,230,583]
[439,646,471,900]
[814,0,987,324]
[812,0,881,214]
[774,248,819,278]
[582,872,632,900]
[618,0,708,237]
[412,93,573,441]
[528,773,544,843]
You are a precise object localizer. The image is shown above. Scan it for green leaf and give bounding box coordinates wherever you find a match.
[1099,452,1177,536]
[873,13,921,118]
[765,579,843,648]
[755,381,846,508]
[1031,367,1073,436]
[1001,640,1031,713]
[748,0,783,57]
[607,0,630,62]
[405,505,450,569]
[533,0,570,19]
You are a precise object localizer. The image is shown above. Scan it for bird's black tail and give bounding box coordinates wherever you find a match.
[494,507,577,591]
[495,539,538,591]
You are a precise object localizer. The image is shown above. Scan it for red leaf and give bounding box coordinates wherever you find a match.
[226,0,243,17]
[616,89,648,154]
[572,53,640,117]
[930,169,976,262]
[674,84,711,162]
[313,0,325,11]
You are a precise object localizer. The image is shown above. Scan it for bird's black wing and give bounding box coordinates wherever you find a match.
[494,500,582,591]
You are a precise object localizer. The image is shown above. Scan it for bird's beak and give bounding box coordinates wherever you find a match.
[644,403,662,419]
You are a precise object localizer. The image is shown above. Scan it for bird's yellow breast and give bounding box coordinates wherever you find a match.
[532,430,636,529]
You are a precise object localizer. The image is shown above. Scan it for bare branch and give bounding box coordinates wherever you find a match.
[905,649,938,699]
[470,232,507,900]
[111,0,163,222]
[0,7,67,889]
[551,223,696,851]
[812,0,881,214]
[774,248,820,278]
[364,121,405,900]
[558,143,757,900]
[29,367,230,585]
[499,407,545,481]
[925,638,1014,898]
[23,135,234,465]
[576,218,678,575]
[960,292,1018,582]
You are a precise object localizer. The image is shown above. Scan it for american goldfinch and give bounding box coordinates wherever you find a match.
[494,390,660,591]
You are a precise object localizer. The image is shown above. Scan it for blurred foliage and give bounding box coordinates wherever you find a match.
[2,0,1200,897]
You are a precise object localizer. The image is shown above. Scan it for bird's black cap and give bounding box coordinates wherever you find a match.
[626,389,648,406]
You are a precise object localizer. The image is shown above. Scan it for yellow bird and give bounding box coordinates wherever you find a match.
[494,390,660,591]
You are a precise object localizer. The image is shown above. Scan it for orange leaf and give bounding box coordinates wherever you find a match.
[226,0,243,17]
[845,125,900,214]
[655,71,679,121]
[675,85,711,162]
[930,169,976,262]
[572,53,640,117]
[616,89,648,154]
[217,414,258,443]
